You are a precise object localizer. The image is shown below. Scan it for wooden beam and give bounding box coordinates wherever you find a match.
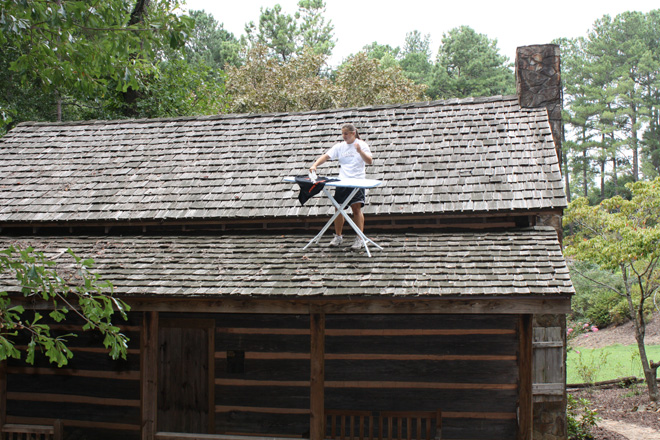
[0,208,563,230]
[214,352,517,361]
[208,320,216,434]
[215,328,515,336]
[120,297,572,315]
[6,367,139,380]
[7,392,139,407]
[6,416,139,431]
[0,361,6,429]
[141,311,159,440]
[309,311,325,440]
[517,314,533,440]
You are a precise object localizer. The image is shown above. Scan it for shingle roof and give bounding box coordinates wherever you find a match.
[0,227,573,297]
[0,96,565,224]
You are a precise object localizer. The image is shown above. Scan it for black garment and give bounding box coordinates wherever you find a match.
[294,175,339,205]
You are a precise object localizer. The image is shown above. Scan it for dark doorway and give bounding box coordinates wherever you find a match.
[158,319,215,433]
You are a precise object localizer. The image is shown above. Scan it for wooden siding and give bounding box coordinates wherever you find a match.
[208,313,520,440]
[4,312,531,440]
[5,313,143,440]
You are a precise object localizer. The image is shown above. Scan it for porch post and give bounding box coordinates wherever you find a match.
[141,311,159,440]
[310,311,325,440]
[0,360,6,428]
[517,314,533,440]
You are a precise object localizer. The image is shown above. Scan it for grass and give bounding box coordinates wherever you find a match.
[567,344,660,384]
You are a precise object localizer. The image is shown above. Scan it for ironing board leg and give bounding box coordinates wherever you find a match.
[302,187,382,256]
[302,188,356,250]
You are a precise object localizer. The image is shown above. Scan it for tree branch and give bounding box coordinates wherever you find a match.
[570,264,623,297]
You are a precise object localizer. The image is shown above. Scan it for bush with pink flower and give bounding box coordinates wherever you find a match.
[566,321,599,350]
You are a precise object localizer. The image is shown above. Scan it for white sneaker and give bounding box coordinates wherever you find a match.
[350,237,364,250]
[329,234,343,247]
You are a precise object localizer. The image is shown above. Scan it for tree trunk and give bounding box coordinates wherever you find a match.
[582,147,588,198]
[612,149,618,196]
[633,310,659,401]
[631,102,639,182]
[563,124,571,203]
[623,267,659,400]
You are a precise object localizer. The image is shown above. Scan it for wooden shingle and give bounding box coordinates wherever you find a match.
[0,96,565,224]
[0,227,573,298]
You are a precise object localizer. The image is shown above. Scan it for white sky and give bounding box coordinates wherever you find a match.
[182,0,658,68]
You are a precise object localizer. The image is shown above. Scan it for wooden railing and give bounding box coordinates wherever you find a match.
[1,420,63,440]
[155,434,299,440]
[325,410,442,440]
[155,410,442,440]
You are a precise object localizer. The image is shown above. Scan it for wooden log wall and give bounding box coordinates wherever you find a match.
[208,313,520,440]
[324,314,519,440]
[4,312,143,440]
[4,312,529,440]
[212,313,313,438]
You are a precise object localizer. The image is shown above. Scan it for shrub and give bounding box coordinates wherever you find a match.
[567,394,599,440]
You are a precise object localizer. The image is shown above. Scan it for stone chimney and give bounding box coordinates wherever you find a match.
[516,45,564,246]
[515,44,562,163]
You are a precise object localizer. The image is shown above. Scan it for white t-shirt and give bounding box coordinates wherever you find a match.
[325,140,372,180]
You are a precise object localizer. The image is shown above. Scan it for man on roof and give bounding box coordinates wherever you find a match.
[309,123,373,250]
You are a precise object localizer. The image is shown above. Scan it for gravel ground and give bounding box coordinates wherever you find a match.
[569,314,660,439]
[572,384,660,429]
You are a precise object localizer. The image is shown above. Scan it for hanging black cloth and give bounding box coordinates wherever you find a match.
[294,175,339,205]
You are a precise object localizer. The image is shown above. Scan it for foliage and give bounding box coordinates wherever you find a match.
[295,0,335,58]
[225,45,337,113]
[0,245,130,367]
[567,394,599,440]
[0,0,192,100]
[564,177,660,400]
[112,54,230,118]
[243,0,334,62]
[225,45,426,114]
[573,349,610,384]
[362,41,400,69]
[334,52,427,108]
[185,9,241,70]
[0,0,198,128]
[399,31,434,87]
[431,26,515,99]
[568,261,627,327]
[559,9,660,200]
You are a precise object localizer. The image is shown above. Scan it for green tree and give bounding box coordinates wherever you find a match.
[431,26,515,99]
[243,1,334,62]
[105,51,230,118]
[225,45,337,113]
[225,45,426,113]
[0,0,193,129]
[558,37,600,201]
[362,42,400,68]
[295,0,335,57]
[641,9,660,179]
[1,246,130,367]
[399,31,434,90]
[564,177,660,400]
[186,9,241,70]
[334,51,427,108]
[244,3,297,62]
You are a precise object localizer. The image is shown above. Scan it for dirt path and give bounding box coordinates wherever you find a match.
[599,418,660,440]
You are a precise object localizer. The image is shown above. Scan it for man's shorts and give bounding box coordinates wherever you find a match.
[334,187,366,207]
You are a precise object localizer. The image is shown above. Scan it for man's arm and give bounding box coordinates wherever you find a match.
[354,143,373,165]
[310,154,330,172]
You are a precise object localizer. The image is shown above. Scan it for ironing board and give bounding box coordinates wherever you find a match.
[284,177,383,257]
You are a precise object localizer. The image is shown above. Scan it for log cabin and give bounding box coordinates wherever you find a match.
[0,45,572,440]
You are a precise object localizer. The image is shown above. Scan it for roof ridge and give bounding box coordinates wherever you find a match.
[12,95,521,128]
